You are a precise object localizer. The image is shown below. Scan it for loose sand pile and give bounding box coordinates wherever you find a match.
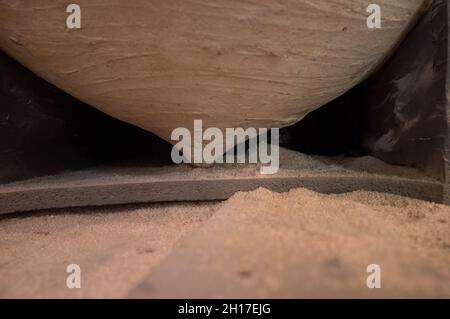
[1,187,449,298]
[0,202,218,298]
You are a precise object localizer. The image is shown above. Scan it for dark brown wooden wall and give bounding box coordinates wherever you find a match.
[284,0,449,185]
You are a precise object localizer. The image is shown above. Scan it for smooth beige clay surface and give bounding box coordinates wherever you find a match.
[0,0,428,144]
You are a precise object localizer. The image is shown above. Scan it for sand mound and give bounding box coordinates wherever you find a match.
[1,187,449,298]
[0,202,218,298]
[131,187,450,298]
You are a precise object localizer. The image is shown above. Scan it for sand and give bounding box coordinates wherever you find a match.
[0,202,218,298]
[1,186,449,298]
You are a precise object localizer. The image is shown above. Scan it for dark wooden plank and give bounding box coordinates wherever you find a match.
[0,162,443,215]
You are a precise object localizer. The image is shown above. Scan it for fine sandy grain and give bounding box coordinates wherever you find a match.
[0,186,449,298]
[131,188,450,298]
[0,202,218,298]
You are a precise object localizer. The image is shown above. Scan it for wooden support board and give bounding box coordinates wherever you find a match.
[0,150,445,215]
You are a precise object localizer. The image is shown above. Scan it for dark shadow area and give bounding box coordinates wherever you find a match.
[0,50,173,183]
[279,90,366,157]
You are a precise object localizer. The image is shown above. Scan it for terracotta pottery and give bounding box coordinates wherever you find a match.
[0,0,428,147]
